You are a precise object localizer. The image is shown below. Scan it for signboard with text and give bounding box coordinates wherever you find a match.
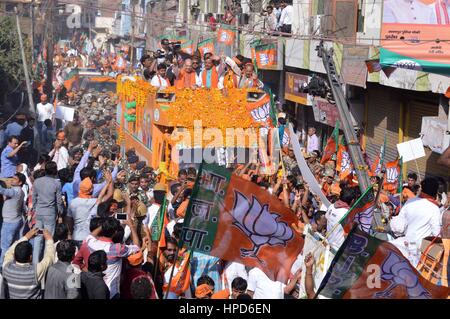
[380,0,450,76]
[312,98,341,127]
[284,72,309,105]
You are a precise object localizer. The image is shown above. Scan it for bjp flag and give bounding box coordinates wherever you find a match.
[339,185,375,234]
[63,68,80,91]
[384,159,400,194]
[336,144,353,181]
[255,43,277,69]
[181,163,303,284]
[197,38,215,57]
[181,40,194,55]
[250,39,261,61]
[317,226,450,299]
[370,132,386,177]
[320,121,340,165]
[217,25,236,46]
[163,250,191,295]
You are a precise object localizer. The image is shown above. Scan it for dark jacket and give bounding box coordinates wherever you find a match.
[80,271,110,299]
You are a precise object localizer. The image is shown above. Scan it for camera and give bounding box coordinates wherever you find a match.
[115,213,127,221]
[154,49,166,59]
[299,74,335,103]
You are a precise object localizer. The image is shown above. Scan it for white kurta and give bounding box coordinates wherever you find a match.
[325,203,348,251]
[390,197,441,263]
[383,0,437,24]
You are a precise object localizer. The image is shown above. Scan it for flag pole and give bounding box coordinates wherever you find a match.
[154,240,161,280]
[163,244,181,299]
[152,196,166,281]
[310,185,374,254]
[372,170,386,233]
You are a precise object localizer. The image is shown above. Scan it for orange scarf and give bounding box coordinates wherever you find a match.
[224,70,238,89]
[175,70,197,89]
[201,68,219,89]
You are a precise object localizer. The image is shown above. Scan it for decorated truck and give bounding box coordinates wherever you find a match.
[116,76,278,180]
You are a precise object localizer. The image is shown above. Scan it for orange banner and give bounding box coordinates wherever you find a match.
[381,0,450,76]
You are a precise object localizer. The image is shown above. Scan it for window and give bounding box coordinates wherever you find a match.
[332,0,358,39]
[208,0,218,13]
[357,5,365,33]
[248,0,262,13]
[5,3,16,12]
[317,0,325,15]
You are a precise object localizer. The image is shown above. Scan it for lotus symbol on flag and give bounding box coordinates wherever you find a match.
[231,191,293,264]
[259,53,269,66]
[374,252,432,299]
[342,151,350,171]
[220,32,229,42]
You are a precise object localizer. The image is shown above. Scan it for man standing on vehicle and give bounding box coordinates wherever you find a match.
[64,112,84,148]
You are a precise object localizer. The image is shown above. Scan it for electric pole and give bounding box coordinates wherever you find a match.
[15,7,35,115]
[318,41,371,193]
[31,0,35,65]
[45,0,54,100]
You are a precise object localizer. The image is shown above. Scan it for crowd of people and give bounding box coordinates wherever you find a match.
[0,29,448,300]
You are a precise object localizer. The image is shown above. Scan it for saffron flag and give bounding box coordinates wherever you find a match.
[384,159,400,194]
[268,88,277,126]
[338,185,375,234]
[250,39,262,61]
[320,121,340,165]
[151,197,167,242]
[181,163,304,284]
[180,40,194,55]
[163,250,191,295]
[217,24,236,46]
[336,144,353,181]
[63,68,79,91]
[255,43,277,69]
[370,131,387,176]
[365,59,382,73]
[316,226,450,299]
[197,38,215,57]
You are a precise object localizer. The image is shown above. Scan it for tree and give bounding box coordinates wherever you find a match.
[0,16,33,104]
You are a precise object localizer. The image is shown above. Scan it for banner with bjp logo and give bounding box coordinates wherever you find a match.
[181,162,304,284]
[217,24,236,46]
[336,144,353,181]
[250,39,262,61]
[181,40,194,55]
[197,38,215,57]
[255,43,277,70]
[384,159,401,193]
[380,0,450,76]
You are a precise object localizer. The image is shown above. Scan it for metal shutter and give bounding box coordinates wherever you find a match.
[406,101,449,179]
[365,85,400,164]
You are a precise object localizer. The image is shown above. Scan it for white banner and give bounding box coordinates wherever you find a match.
[297,225,334,298]
[288,123,331,208]
[55,105,75,122]
[396,138,426,163]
